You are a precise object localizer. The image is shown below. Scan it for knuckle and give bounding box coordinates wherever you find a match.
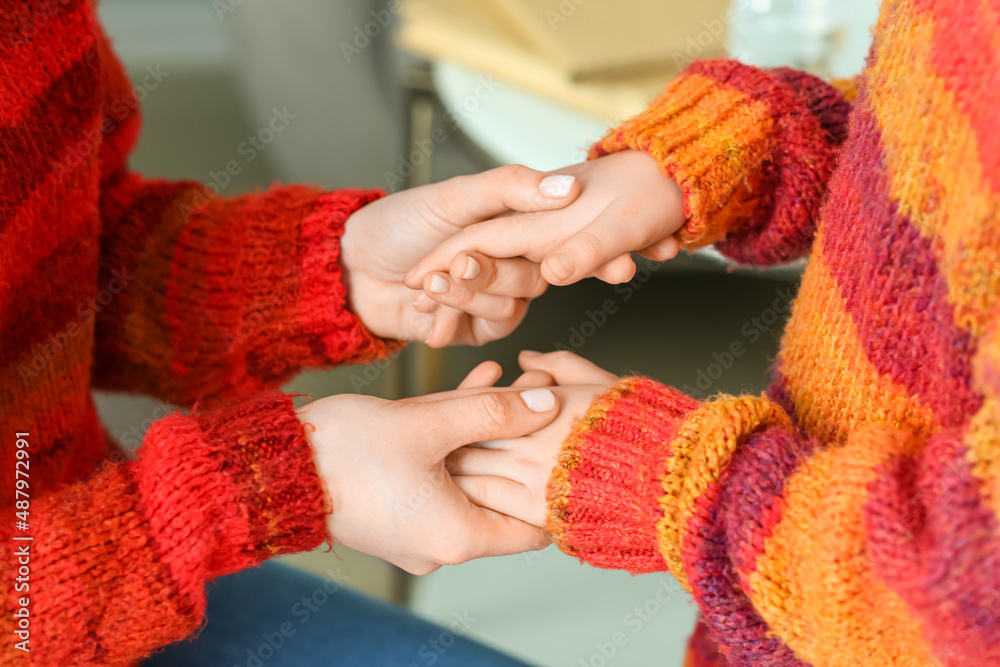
[496,298,518,322]
[477,392,512,431]
[448,288,473,308]
[474,478,492,504]
[570,231,605,260]
[552,350,576,366]
[528,275,549,298]
[496,163,531,187]
[612,263,637,283]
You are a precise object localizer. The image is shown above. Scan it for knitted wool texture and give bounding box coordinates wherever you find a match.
[550,0,1000,665]
[1,2,395,664]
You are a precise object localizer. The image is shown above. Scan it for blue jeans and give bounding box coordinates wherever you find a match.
[142,559,530,667]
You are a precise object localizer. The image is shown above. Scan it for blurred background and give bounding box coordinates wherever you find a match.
[93,1,880,665]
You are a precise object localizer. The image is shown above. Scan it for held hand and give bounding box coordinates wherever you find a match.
[404,150,685,299]
[340,165,580,348]
[297,381,561,575]
[447,351,619,528]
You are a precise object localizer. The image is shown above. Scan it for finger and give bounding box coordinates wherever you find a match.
[457,361,503,390]
[446,446,519,479]
[403,387,559,457]
[424,305,464,349]
[414,292,439,315]
[455,476,546,528]
[428,165,580,227]
[422,272,527,323]
[636,235,681,262]
[462,506,550,560]
[589,253,636,284]
[518,350,619,386]
[540,205,675,286]
[450,253,548,299]
[404,212,567,289]
[511,369,554,388]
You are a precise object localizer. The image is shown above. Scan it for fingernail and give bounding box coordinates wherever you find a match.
[539,174,575,198]
[462,256,481,281]
[429,274,449,294]
[520,388,556,413]
[545,253,574,281]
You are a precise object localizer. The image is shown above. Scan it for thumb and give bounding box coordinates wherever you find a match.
[400,386,559,459]
[433,165,581,227]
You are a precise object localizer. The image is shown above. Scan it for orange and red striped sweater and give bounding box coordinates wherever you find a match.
[1,1,394,664]
[547,0,1000,665]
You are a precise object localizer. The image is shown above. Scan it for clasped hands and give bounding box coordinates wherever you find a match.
[301,150,684,574]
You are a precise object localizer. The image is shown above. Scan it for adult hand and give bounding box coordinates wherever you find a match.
[404,150,685,296]
[297,378,561,575]
[341,165,581,348]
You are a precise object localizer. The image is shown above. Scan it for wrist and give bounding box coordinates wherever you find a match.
[339,209,365,326]
[338,202,401,342]
[301,190,402,358]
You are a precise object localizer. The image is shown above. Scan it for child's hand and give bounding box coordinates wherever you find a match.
[445,351,619,528]
[342,164,581,347]
[298,372,562,575]
[403,150,685,300]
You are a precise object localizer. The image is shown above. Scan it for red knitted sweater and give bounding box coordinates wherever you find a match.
[1,2,393,664]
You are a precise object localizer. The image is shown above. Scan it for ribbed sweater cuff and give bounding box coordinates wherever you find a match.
[589,60,844,265]
[134,392,332,583]
[545,377,700,574]
[273,188,405,369]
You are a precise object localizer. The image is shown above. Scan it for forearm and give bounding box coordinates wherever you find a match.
[0,392,330,665]
[94,174,398,405]
[546,379,993,665]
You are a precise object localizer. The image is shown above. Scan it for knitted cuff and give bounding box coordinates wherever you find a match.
[288,189,405,368]
[589,59,844,265]
[545,377,700,574]
[134,392,332,582]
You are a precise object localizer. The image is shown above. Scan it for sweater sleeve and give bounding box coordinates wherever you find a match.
[90,25,400,406]
[546,375,1000,665]
[589,61,857,266]
[0,392,332,666]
